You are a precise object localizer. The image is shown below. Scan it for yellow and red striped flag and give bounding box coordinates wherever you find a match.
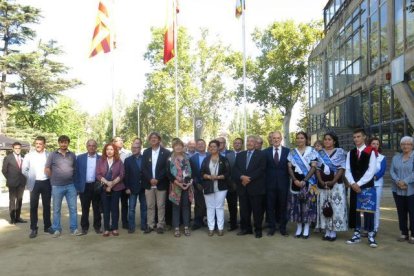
[235,0,245,18]
[164,0,179,64]
[89,1,112,58]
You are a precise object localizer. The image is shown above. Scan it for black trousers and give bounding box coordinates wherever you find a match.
[239,192,263,233]
[267,186,289,231]
[393,193,414,236]
[120,189,129,227]
[193,186,206,226]
[226,190,238,227]
[9,184,25,221]
[79,182,102,231]
[349,188,357,229]
[30,180,51,231]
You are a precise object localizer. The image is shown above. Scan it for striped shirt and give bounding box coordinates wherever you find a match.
[390,152,414,196]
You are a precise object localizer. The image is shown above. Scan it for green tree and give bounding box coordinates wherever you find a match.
[6,40,81,129]
[250,20,323,147]
[0,0,41,131]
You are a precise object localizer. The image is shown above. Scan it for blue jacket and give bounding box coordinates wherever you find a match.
[263,146,290,190]
[124,154,144,194]
[189,152,209,185]
[75,153,101,193]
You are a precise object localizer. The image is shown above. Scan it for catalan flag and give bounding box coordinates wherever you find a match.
[164,0,179,64]
[89,1,112,58]
[236,0,245,18]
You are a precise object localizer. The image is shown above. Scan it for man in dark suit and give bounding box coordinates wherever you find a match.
[217,137,233,157]
[124,138,147,233]
[2,142,27,224]
[264,131,290,236]
[225,137,244,231]
[189,139,208,230]
[142,132,171,234]
[75,139,102,235]
[233,135,266,238]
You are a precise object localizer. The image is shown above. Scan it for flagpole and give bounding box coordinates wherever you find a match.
[111,50,116,137]
[242,0,247,149]
[174,2,179,138]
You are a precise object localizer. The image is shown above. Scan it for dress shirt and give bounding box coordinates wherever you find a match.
[86,154,97,183]
[345,144,377,186]
[151,147,160,179]
[197,152,207,169]
[32,151,48,181]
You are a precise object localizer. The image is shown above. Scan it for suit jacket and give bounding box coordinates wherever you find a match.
[233,149,266,196]
[124,154,144,194]
[75,153,101,193]
[226,151,241,191]
[2,153,26,188]
[189,152,209,185]
[200,155,231,194]
[264,146,290,190]
[96,158,125,191]
[141,147,171,190]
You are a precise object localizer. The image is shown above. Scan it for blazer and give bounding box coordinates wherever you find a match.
[96,158,125,191]
[21,150,50,192]
[74,153,101,193]
[264,146,290,190]
[2,153,26,188]
[124,154,144,194]
[233,149,266,196]
[141,147,171,191]
[189,152,209,185]
[200,155,231,194]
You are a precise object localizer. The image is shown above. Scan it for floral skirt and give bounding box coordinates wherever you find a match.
[288,185,318,223]
[316,183,348,232]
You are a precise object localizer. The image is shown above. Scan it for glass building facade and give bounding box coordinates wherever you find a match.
[309,0,414,150]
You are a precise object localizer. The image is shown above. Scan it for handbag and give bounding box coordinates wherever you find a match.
[322,190,333,218]
[93,181,102,194]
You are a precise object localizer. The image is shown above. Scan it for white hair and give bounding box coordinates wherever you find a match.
[400,136,414,145]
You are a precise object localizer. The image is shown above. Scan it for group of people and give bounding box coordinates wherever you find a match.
[2,129,414,249]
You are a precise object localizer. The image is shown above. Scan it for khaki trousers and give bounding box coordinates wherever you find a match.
[145,188,167,229]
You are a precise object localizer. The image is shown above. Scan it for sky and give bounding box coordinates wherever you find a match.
[20,0,328,130]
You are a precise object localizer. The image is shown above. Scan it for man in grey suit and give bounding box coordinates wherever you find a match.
[225,138,244,231]
[2,142,27,224]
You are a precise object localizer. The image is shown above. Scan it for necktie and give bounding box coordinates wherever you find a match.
[16,155,21,169]
[357,149,360,159]
[274,148,279,166]
[246,151,252,169]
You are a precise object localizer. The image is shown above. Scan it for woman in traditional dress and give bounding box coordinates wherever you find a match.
[316,132,348,241]
[288,131,318,239]
[368,137,386,236]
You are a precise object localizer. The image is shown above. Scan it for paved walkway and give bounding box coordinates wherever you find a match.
[0,187,412,276]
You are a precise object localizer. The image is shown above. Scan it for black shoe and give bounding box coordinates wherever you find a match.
[81,229,88,235]
[295,234,302,238]
[47,227,55,235]
[128,229,135,234]
[255,232,263,238]
[122,224,129,230]
[237,230,253,236]
[144,227,153,234]
[29,229,38,239]
[302,235,309,239]
[280,230,289,237]
[9,219,16,225]
[322,235,330,241]
[191,224,201,231]
[267,229,276,236]
[228,225,238,232]
[156,227,164,234]
[94,228,103,234]
[328,236,337,242]
[15,218,27,223]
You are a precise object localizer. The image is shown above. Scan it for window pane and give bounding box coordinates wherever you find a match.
[361,22,368,76]
[395,0,404,56]
[393,90,405,120]
[371,87,380,124]
[362,91,370,126]
[381,124,391,150]
[370,0,378,15]
[370,11,379,71]
[407,1,414,47]
[382,85,391,123]
[380,3,388,64]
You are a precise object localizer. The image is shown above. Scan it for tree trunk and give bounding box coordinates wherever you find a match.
[283,110,292,148]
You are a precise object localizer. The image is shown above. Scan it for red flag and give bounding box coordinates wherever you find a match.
[164,0,179,64]
[90,1,112,58]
